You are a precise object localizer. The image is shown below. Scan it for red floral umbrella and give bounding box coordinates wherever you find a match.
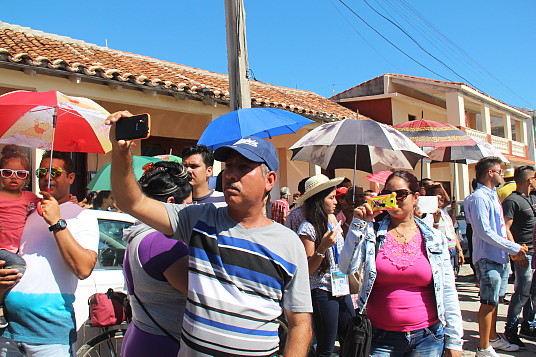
[393,119,477,148]
[0,90,111,189]
[0,90,111,153]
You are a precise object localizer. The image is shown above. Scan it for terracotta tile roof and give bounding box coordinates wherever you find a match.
[0,22,363,121]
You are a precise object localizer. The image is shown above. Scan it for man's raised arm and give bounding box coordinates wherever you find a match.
[107,111,173,235]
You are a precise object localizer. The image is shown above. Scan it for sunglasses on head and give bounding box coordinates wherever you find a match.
[380,188,414,201]
[0,169,29,179]
[35,167,66,179]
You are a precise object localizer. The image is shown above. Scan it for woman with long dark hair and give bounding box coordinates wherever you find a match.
[340,170,463,356]
[122,161,192,357]
[92,190,115,211]
[295,174,354,356]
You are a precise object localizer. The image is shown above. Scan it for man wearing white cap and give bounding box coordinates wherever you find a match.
[107,111,312,357]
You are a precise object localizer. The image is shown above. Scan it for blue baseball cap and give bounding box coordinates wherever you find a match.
[214,136,279,172]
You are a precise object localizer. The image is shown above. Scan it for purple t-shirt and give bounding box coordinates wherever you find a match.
[124,231,189,292]
[122,231,189,356]
[138,231,188,280]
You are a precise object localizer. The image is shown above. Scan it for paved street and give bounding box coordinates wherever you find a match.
[457,265,536,356]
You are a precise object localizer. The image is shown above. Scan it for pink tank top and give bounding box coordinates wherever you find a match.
[366,229,439,332]
[0,191,39,252]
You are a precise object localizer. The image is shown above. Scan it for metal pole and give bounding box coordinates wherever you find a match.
[47,107,58,190]
[224,0,251,111]
[353,144,357,203]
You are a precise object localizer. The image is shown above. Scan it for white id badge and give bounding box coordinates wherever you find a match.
[331,270,350,296]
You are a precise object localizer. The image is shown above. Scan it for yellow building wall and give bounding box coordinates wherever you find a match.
[391,99,447,125]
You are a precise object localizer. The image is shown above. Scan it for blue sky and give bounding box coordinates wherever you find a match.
[1,0,534,109]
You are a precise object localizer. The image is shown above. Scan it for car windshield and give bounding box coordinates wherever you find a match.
[96,218,132,268]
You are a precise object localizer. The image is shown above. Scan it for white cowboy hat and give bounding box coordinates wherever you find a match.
[294,174,344,205]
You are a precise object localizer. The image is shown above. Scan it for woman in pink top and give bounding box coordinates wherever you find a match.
[341,171,463,356]
[0,145,39,328]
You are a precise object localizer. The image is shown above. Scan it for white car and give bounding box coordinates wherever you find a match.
[74,209,135,348]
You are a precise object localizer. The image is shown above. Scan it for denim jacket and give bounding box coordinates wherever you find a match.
[339,215,464,351]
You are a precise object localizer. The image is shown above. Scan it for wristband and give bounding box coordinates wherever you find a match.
[314,251,325,258]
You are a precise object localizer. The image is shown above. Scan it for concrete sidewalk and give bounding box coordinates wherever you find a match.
[457,265,535,356]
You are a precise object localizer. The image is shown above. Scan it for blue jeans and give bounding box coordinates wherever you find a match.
[311,289,355,357]
[0,250,25,275]
[475,258,509,306]
[370,321,445,356]
[448,247,456,268]
[506,255,535,331]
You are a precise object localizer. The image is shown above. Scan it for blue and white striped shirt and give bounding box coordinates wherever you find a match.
[165,203,312,356]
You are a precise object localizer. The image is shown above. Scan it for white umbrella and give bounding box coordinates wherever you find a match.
[289,119,427,173]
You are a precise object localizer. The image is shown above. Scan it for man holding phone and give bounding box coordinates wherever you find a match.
[107,111,312,356]
[180,145,225,206]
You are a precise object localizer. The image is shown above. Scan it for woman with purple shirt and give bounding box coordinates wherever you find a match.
[121,161,192,357]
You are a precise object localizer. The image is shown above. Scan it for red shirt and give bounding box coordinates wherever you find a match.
[271,198,290,224]
[0,191,40,252]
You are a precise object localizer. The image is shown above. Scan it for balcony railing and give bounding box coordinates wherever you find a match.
[465,128,487,142]
[492,136,510,154]
[512,141,526,157]
[465,128,527,157]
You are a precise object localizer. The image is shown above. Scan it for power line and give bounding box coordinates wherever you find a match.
[328,0,403,73]
[361,0,480,89]
[381,0,533,108]
[335,0,451,81]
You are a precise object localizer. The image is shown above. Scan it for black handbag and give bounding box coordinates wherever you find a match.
[340,311,372,357]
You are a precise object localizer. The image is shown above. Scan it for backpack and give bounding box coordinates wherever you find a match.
[88,288,131,327]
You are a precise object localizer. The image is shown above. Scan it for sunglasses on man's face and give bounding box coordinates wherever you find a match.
[380,188,414,201]
[35,167,66,179]
[0,169,29,179]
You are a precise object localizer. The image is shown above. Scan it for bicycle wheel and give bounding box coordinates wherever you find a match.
[77,327,126,357]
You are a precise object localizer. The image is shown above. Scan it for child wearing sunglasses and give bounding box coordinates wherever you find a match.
[0,145,39,328]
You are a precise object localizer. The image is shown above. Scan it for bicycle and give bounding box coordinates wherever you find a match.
[76,322,128,357]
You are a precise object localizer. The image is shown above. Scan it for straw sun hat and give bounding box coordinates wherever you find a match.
[294,174,344,205]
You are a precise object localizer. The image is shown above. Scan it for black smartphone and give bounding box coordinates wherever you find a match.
[115,114,151,141]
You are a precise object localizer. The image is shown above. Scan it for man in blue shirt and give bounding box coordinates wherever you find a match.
[465,157,528,357]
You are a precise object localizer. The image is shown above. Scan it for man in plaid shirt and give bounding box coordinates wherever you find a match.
[271,187,291,224]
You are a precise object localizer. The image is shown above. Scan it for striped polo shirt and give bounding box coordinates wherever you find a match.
[165,203,312,356]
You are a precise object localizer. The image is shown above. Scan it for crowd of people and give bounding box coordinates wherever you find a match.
[0,111,533,356]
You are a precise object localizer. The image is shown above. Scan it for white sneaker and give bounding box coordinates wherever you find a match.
[475,345,499,357]
[489,335,520,352]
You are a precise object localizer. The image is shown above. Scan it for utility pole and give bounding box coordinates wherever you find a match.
[224,0,251,111]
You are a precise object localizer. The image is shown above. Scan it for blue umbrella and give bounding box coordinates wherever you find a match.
[197,108,314,149]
